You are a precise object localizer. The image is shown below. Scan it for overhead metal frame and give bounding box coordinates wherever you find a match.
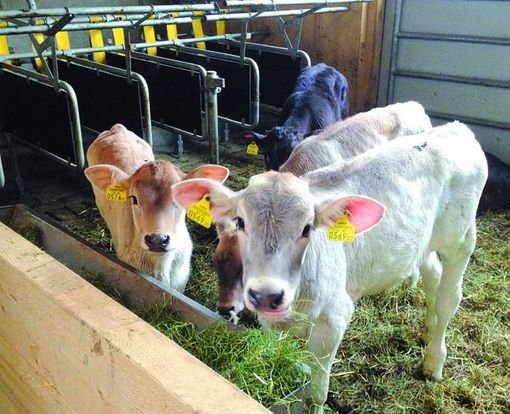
[0,1,363,58]
[0,0,364,165]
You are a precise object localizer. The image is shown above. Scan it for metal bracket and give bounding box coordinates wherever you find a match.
[206,70,225,92]
[10,12,74,90]
[276,15,304,60]
[43,12,74,38]
[123,28,133,84]
[275,3,325,59]
[123,6,157,84]
[239,19,249,62]
[205,71,225,164]
[238,9,264,63]
[131,7,156,28]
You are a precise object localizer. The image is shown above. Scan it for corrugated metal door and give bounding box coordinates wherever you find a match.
[378,0,510,164]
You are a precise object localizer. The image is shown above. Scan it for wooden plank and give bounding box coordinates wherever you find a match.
[355,0,385,112]
[0,222,269,414]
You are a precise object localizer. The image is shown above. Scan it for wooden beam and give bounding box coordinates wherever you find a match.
[355,0,386,112]
[0,222,269,414]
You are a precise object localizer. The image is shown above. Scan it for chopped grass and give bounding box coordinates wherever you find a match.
[67,207,114,253]
[138,304,314,409]
[9,222,43,248]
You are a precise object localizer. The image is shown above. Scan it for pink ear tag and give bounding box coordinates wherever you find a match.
[328,214,355,242]
[187,194,213,229]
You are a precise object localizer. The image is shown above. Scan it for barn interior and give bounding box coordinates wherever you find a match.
[0,1,509,414]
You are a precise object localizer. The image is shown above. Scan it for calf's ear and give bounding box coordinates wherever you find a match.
[315,194,385,235]
[185,165,230,183]
[171,178,236,220]
[84,165,130,192]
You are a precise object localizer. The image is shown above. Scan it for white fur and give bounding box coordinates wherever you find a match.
[182,121,488,413]
[281,100,433,176]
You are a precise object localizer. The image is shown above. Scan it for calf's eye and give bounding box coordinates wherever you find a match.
[129,195,138,205]
[235,217,245,231]
[301,223,312,238]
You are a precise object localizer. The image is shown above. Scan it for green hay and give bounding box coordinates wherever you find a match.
[67,207,114,253]
[81,268,124,305]
[138,304,314,408]
[9,222,44,248]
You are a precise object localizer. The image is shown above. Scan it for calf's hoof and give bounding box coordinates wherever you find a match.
[422,366,442,382]
[308,404,324,414]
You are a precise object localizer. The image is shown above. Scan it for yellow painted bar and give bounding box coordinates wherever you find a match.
[0,22,10,64]
[166,24,178,40]
[112,15,126,45]
[89,16,106,63]
[143,16,157,55]
[216,10,227,36]
[191,18,206,50]
[55,30,70,50]
[216,20,226,36]
[166,12,178,41]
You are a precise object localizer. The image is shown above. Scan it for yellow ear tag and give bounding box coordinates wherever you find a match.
[106,184,127,202]
[328,214,355,242]
[187,195,213,229]
[247,141,259,155]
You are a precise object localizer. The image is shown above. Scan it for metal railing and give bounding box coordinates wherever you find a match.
[0,62,84,171]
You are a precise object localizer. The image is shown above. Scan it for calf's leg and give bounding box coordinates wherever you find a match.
[307,300,354,414]
[423,224,476,380]
[420,251,442,344]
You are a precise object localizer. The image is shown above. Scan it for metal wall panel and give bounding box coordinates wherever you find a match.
[378,0,510,164]
[394,77,510,125]
[400,0,510,38]
[397,39,510,81]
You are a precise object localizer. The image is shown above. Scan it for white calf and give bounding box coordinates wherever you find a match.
[171,122,488,412]
[215,101,432,318]
[281,100,432,175]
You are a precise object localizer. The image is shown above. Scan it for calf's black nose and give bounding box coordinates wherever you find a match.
[269,290,284,309]
[248,288,284,309]
[144,233,170,251]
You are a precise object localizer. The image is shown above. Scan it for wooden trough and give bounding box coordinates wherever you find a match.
[0,205,308,414]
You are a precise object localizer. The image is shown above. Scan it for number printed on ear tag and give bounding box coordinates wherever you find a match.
[328,214,355,242]
[247,141,259,155]
[106,184,127,202]
[187,194,213,229]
